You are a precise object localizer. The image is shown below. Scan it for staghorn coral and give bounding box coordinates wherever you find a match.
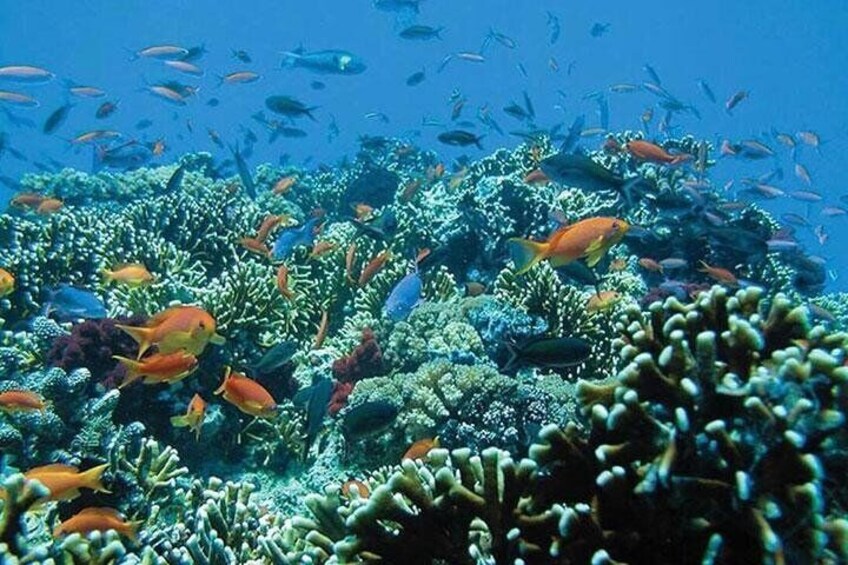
[512,285,848,563]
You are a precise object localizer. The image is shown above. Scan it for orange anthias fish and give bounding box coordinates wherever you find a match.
[353,203,375,220]
[116,305,225,359]
[341,478,370,499]
[625,140,691,165]
[238,237,270,257]
[24,463,109,502]
[508,217,629,274]
[587,291,621,312]
[54,507,139,541]
[0,268,15,297]
[638,257,664,273]
[309,240,336,259]
[170,393,207,439]
[345,243,358,285]
[313,310,329,349]
[256,214,286,242]
[358,250,392,286]
[36,198,63,214]
[403,437,439,461]
[215,367,277,418]
[276,264,295,300]
[10,192,45,209]
[699,261,738,286]
[0,389,45,413]
[609,258,628,272]
[113,350,199,388]
[272,175,297,195]
[102,263,155,287]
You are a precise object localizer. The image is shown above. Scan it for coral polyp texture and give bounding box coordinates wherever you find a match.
[1,132,845,563]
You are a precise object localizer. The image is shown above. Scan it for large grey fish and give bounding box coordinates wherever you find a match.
[293,376,333,450]
[230,144,256,198]
[95,141,152,171]
[43,103,73,134]
[540,153,623,192]
[251,341,298,374]
[437,130,483,148]
[281,48,366,75]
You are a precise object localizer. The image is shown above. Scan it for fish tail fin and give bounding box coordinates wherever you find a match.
[280,47,303,68]
[82,463,111,494]
[170,414,190,428]
[475,136,484,150]
[698,260,710,273]
[100,268,114,283]
[113,355,143,387]
[507,237,547,274]
[114,325,153,359]
[671,154,693,166]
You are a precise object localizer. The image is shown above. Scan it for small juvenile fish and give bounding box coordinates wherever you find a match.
[239,236,270,256]
[406,69,426,86]
[699,261,738,286]
[358,250,392,287]
[43,103,73,134]
[403,437,439,461]
[587,290,621,312]
[272,175,297,195]
[456,52,485,63]
[147,85,187,105]
[68,85,106,98]
[399,25,443,40]
[170,393,207,440]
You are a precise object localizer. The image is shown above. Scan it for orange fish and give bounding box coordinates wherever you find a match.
[638,257,663,273]
[587,291,621,312]
[353,203,374,220]
[609,258,628,272]
[313,310,329,349]
[24,463,109,502]
[309,240,336,259]
[0,389,45,413]
[10,192,45,209]
[341,478,370,499]
[36,198,63,214]
[0,267,14,297]
[102,263,155,287]
[358,250,391,287]
[238,237,270,257]
[114,350,199,388]
[272,175,297,195]
[345,243,358,285]
[256,215,285,243]
[403,437,439,461]
[116,305,225,359]
[276,264,295,300]
[699,261,738,286]
[523,168,550,185]
[170,393,206,440]
[54,507,139,541]
[214,367,277,418]
[625,140,691,165]
[399,179,423,203]
[509,217,629,273]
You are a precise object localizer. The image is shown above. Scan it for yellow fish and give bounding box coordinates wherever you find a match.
[102,263,155,286]
[116,305,225,359]
[0,268,14,297]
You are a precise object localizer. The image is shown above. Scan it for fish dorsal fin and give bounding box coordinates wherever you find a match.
[77,506,123,519]
[111,262,145,271]
[29,463,78,474]
[147,306,182,326]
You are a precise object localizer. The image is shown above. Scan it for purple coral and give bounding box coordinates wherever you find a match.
[47,315,146,388]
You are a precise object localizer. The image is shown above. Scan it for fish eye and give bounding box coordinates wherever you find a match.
[198,321,206,329]
[611,221,620,231]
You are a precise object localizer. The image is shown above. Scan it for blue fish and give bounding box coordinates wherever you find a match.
[384,268,422,321]
[44,284,107,321]
[281,48,366,75]
[271,217,320,260]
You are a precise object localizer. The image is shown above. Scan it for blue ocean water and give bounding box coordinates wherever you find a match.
[2,1,847,288]
[3,1,848,562]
